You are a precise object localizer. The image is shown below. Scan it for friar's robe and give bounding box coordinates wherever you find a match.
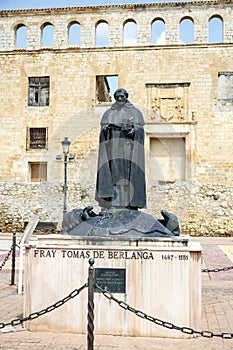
[95,101,146,209]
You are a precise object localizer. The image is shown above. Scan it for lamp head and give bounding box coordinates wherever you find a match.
[61,137,71,155]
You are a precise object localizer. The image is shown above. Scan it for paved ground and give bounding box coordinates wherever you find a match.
[0,235,233,349]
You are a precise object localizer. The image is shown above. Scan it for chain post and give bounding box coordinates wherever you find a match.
[87,258,95,350]
[10,232,16,285]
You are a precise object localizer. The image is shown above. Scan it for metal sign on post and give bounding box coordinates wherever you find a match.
[18,215,39,294]
[94,268,126,293]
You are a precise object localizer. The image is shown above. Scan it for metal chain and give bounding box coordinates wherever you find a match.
[0,246,13,272]
[95,284,233,339]
[202,265,233,273]
[0,283,88,330]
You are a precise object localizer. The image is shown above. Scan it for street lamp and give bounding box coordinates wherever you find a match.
[61,137,71,216]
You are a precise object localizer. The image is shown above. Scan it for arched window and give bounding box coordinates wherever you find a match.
[123,19,137,46]
[151,18,165,45]
[180,17,194,44]
[68,22,81,46]
[16,24,27,48]
[95,21,109,47]
[42,23,54,47]
[208,15,223,43]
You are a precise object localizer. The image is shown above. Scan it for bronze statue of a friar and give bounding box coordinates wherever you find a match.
[95,88,146,211]
[62,88,180,237]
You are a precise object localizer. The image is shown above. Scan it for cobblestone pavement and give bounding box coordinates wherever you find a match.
[0,236,233,350]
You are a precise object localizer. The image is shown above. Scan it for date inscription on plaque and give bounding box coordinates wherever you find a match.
[95,268,126,293]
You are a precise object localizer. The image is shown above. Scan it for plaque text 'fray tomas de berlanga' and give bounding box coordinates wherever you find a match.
[33,249,154,260]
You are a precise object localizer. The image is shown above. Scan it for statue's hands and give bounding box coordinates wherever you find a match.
[126,127,135,137]
[121,123,135,137]
[103,124,110,136]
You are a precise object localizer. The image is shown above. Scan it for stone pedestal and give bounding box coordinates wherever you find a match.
[24,234,202,338]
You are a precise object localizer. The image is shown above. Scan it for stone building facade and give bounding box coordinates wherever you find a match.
[0,1,232,235]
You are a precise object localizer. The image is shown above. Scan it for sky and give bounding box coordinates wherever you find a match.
[0,0,182,10]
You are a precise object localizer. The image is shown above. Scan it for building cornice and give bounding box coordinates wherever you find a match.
[1,42,233,55]
[0,0,232,15]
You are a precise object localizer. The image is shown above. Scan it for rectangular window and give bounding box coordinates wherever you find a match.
[96,75,118,104]
[28,77,50,106]
[149,137,185,182]
[26,127,48,150]
[218,72,233,103]
[29,162,47,182]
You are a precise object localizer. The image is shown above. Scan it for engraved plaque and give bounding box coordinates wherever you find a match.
[95,268,126,293]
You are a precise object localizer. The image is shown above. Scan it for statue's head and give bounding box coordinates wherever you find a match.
[114,88,128,105]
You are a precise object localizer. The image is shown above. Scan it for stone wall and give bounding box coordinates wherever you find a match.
[0,181,232,236]
[1,45,233,184]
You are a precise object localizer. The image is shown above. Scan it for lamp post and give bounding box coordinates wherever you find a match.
[61,137,71,217]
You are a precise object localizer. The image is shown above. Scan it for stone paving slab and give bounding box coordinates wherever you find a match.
[202,244,233,281]
[220,246,233,263]
[0,237,233,349]
[0,331,232,350]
